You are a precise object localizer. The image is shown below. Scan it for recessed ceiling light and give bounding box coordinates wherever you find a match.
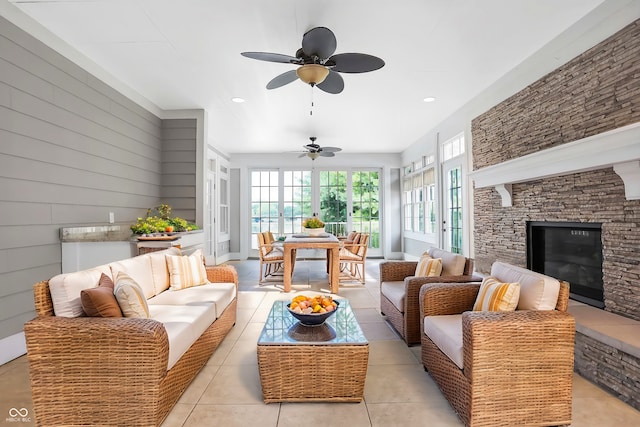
[423,97,436,103]
[231,97,245,103]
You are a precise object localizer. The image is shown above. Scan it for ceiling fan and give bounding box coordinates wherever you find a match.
[299,137,342,160]
[241,26,384,94]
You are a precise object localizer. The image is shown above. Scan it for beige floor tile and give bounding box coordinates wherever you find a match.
[238,321,266,342]
[183,404,280,427]
[368,340,421,366]
[353,307,385,323]
[279,402,371,427]
[224,339,259,366]
[236,291,266,309]
[364,364,445,404]
[367,402,462,427]
[205,334,236,366]
[178,365,220,404]
[198,364,264,405]
[572,395,640,426]
[161,403,194,427]
[360,321,402,341]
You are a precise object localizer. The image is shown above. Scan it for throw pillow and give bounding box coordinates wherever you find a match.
[473,276,521,311]
[415,256,442,277]
[165,249,208,291]
[81,273,122,317]
[114,271,150,318]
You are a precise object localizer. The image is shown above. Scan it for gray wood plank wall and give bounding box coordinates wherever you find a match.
[161,119,196,222]
[0,16,171,340]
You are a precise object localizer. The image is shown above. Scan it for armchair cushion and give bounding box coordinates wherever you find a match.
[473,276,520,312]
[491,262,559,310]
[428,247,466,276]
[423,314,463,369]
[415,255,442,277]
[380,281,405,312]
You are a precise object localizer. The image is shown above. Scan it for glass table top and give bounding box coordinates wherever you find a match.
[258,300,368,345]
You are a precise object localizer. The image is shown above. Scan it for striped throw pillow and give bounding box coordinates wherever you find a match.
[415,256,443,277]
[166,249,208,290]
[473,276,521,311]
[114,272,150,318]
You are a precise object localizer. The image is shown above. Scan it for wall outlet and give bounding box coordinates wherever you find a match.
[109,212,115,224]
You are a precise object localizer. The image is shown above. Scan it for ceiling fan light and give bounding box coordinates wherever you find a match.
[296,64,330,86]
[307,152,320,160]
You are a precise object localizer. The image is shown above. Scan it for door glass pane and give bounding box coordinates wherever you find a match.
[283,170,312,234]
[319,171,347,236]
[250,170,279,249]
[352,170,380,249]
[447,166,462,254]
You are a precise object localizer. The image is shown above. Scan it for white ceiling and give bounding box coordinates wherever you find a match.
[6,0,607,155]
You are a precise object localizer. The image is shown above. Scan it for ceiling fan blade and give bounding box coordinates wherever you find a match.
[298,153,307,158]
[328,53,385,73]
[316,71,344,94]
[266,70,299,89]
[319,151,335,157]
[320,146,342,153]
[241,52,301,64]
[301,27,337,59]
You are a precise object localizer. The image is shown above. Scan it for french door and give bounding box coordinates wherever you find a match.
[250,168,381,256]
[441,161,464,254]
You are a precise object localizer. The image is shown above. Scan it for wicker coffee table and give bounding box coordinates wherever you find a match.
[257,299,369,403]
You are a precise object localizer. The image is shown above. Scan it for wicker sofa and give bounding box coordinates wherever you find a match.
[379,247,479,345]
[23,247,238,427]
[420,262,575,427]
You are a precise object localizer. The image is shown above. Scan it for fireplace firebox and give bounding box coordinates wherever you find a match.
[527,221,604,308]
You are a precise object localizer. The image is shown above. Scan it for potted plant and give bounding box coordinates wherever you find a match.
[302,216,325,236]
[130,204,199,236]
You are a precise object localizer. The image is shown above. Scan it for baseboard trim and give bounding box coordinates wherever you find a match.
[0,332,26,365]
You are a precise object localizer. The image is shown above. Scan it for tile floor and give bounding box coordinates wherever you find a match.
[2,258,640,426]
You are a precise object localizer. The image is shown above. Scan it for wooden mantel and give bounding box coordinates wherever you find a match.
[468,122,640,206]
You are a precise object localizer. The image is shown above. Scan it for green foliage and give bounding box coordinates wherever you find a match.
[130,204,197,234]
[302,216,324,229]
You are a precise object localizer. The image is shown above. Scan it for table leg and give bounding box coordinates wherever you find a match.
[284,246,292,292]
[330,246,339,294]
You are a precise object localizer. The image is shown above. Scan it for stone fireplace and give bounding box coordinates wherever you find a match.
[470,19,640,321]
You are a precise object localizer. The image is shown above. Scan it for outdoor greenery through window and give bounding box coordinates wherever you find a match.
[251,169,380,251]
[403,158,436,236]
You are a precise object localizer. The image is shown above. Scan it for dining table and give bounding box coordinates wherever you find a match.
[283,233,341,293]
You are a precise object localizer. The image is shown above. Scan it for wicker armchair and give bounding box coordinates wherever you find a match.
[420,262,575,427]
[379,247,479,345]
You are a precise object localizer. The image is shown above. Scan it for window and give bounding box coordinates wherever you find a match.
[283,170,312,234]
[442,133,465,162]
[250,170,279,249]
[423,168,436,234]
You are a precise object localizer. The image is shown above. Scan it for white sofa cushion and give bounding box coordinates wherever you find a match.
[148,282,236,319]
[428,247,466,276]
[145,247,181,295]
[380,281,405,312]
[423,314,463,369]
[490,262,560,310]
[49,264,112,317]
[110,255,156,299]
[148,304,217,370]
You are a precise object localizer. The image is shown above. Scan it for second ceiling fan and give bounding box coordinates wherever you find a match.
[241,27,384,94]
[299,137,341,160]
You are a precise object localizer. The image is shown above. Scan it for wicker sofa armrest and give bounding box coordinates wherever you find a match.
[379,261,418,283]
[419,282,481,317]
[206,264,238,286]
[461,310,576,392]
[24,316,170,382]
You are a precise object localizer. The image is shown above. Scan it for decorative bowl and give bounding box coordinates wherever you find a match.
[303,227,326,236]
[287,301,339,326]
